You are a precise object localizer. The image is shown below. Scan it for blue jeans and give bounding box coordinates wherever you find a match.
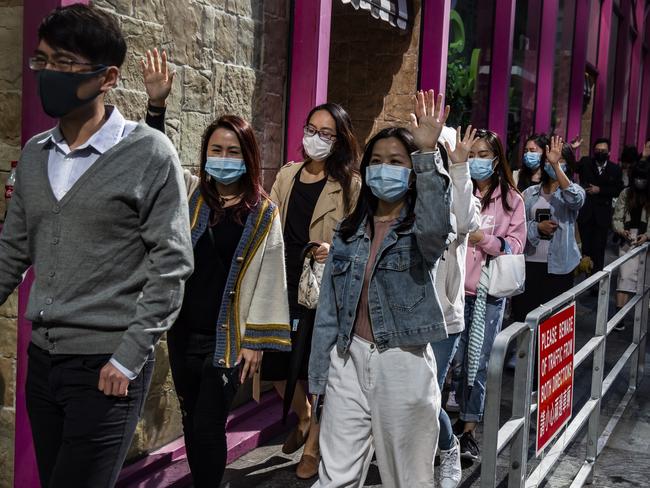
[431,333,461,450]
[455,295,505,422]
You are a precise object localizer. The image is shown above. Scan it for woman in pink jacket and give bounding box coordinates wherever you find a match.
[453,129,526,461]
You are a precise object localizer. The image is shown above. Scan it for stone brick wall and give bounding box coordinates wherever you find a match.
[0,1,22,486]
[327,0,421,145]
[92,0,290,459]
[97,0,289,190]
[0,0,23,223]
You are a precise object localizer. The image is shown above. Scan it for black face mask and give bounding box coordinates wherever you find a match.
[37,67,107,118]
[594,152,609,164]
[634,178,648,191]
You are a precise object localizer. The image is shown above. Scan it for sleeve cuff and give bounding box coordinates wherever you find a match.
[109,357,138,380]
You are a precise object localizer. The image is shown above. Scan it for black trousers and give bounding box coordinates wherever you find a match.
[578,220,609,273]
[168,332,239,488]
[25,343,154,488]
[512,261,575,323]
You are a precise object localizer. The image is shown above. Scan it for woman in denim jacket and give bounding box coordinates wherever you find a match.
[512,136,585,323]
[308,91,453,487]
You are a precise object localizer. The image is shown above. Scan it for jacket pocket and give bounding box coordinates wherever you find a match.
[331,256,352,311]
[377,248,427,311]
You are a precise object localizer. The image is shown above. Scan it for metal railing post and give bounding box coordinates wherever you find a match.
[630,245,649,389]
[585,272,610,484]
[508,324,534,488]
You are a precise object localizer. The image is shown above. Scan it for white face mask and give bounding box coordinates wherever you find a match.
[303,134,334,161]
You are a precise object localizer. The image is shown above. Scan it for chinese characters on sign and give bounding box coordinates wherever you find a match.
[537,302,576,456]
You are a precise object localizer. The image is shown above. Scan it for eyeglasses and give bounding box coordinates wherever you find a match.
[304,125,337,143]
[28,56,105,73]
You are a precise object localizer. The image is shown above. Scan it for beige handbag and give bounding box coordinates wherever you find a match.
[298,244,325,309]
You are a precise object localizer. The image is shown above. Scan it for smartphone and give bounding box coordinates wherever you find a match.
[535,208,551,223]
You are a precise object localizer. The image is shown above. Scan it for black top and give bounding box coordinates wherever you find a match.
[176,207,247,334]
[283,168,327,312]
[577,157,624,227]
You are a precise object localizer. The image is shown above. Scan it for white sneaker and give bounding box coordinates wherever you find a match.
[437,436,462,488]
[446,391,460,412]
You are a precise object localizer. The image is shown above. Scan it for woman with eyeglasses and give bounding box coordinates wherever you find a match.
[451,129,526,461]
[263,103,361,479]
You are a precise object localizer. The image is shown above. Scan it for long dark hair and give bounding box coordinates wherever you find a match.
[199,115,265,225]
[339,127,418,241]
[540,142,577,185]
[627,161,650,215]
[303,103,360,213]
[474,129,519,213]
[518,133,550,191]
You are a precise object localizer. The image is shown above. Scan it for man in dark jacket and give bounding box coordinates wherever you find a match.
[577,137,624,272]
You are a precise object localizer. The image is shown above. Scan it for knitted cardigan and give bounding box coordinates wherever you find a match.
[188,189,291,367]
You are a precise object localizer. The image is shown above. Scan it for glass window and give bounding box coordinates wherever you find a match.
[551,0,576,137]
[506,0,542,165]
[603,13,620,138]
[619,31,633,152]
[445,0,496,129]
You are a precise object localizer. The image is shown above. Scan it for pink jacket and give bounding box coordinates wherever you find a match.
[465,184,526,295]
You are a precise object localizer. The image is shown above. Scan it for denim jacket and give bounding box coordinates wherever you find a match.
[308,150,453,395]
[523,183,585,274]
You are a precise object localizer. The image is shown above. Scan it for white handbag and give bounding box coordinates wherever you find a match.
[486,237,525,297]
[298,245,325,309]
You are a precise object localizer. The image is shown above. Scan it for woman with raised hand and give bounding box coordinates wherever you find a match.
[453,129,526,462]
[166,115,291,487]
[309,90,453,487]
[514,133,550,191]
[263,103,361,479]
[512,136,584,324]
[432,125,481,488]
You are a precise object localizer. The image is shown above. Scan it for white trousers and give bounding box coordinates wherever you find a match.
[313,336,440,488]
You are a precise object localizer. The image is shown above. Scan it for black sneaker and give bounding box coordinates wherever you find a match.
[614,322,626,331]
[459,432,480,461]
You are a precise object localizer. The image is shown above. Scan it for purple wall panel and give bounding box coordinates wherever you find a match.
[591,0,613,140]
[16,2,90,487]
[567,0,591,145]
[284,0,332,163]
[534,0,559,133]
[609,1,631,159]
[624,1,645,145]
[487,0,516,140]
[418,0,451,93]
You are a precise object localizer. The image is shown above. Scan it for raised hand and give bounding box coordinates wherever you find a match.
[545,135,563,165]
[409,90,450,152]
[141,48,175,108]
[444,125,478,164]
[570,136,583,151]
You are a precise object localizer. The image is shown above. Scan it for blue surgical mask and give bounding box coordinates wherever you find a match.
[365,164,412,203]
[543,162,568,181]
[523,152,541,170]
[469,157,496,181]
[205,157,247,185]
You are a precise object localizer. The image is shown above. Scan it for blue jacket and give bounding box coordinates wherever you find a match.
[308,150,453,395]
[523,183,585,275]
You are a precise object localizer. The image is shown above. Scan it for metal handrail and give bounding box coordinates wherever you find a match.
[481,243,649,488]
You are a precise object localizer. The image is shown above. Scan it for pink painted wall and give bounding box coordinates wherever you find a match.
[284,0,332,162]
[624,0,646,146]
[609,0,632,160]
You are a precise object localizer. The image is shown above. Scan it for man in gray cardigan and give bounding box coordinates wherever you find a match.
[0,5,193,487]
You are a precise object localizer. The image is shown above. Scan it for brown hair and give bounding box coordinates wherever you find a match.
[199,115,266,225]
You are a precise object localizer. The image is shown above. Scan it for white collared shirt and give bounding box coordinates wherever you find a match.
[42,106,139,380]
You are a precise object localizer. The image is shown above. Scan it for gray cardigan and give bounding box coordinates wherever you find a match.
[0,123,194,375]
